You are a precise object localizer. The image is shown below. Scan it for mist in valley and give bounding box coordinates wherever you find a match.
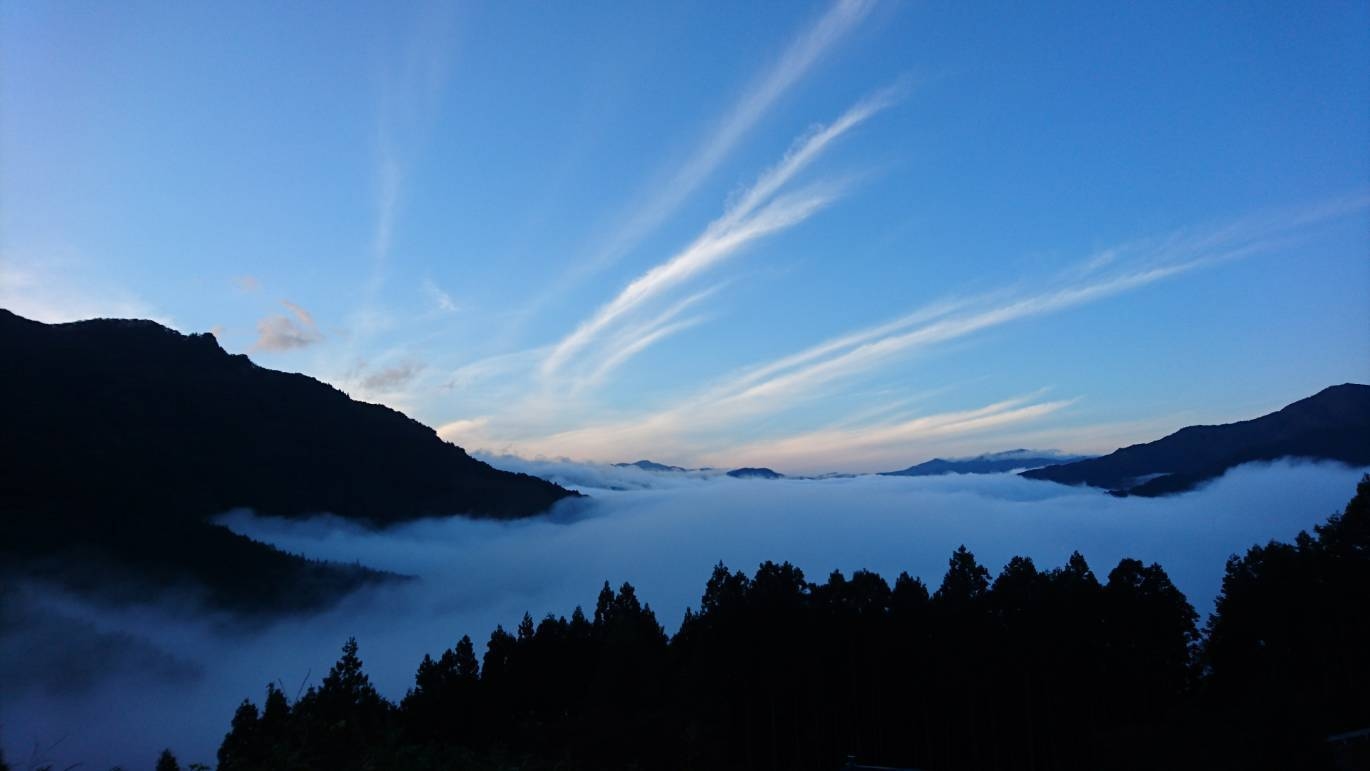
[2,459,1366,769]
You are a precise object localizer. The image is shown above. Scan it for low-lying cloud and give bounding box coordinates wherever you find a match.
[2,460,1365,768]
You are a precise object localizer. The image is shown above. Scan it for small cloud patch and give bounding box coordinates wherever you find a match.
[253,300,322,351]
[360,362,422,392]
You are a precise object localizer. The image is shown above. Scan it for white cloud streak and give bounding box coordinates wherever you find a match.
[543,86,902,378]
[577,0,877,278]
[356,4,459,323]
[714,396,1077,471]
[422,278,459,313]
[478,194,1368,468]
[574,285,722,392]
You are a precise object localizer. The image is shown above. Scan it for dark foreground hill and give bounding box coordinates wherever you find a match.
[882,449,1093,477]
[1022,384,1370,496]
[0,309,577,612]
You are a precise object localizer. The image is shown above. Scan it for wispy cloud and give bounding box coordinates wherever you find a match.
[253,300,322,352]
[576,0,877,279]
[422,278,459,313]
[358,4,460,309]
[359,361,423,393]
[543,85,903,378]
[540,265,1199,453]
[467,195,1367,468]
[668,195,1368,428]
[573,285,723,392]
[714,395,1076,471]
[281,299,314,326]
[372,156,402,269]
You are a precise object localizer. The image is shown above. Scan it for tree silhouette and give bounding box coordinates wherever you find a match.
[287,637,391,769]
[154,749,181,771]
[934,544,990,604]
[202,480,1370,771]
[217,699,262,770]
[1200,474,1370,768]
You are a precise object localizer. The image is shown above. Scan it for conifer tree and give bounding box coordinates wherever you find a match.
[934,545,990,604]
[155,749,181,771]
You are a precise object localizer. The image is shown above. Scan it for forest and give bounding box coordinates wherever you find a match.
[35,475,1366,771]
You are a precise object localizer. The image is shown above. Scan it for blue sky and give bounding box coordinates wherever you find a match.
[3,0,1367,472]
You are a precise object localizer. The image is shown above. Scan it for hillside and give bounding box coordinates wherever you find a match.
[0,309,577,610]
[1021,384,1370,495]
[882,449,1093,477]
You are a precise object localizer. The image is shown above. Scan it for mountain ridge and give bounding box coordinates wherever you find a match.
[882,449,1094,477]
[0,309,576,524]
[1021,384,1370,495]
[0,309,578,612]
[612,460,689,473]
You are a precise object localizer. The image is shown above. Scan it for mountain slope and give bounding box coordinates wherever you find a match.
[0,309,577,611]
[882,449,1093,477]
[0,309,575,524]
[1021,384,1370,496]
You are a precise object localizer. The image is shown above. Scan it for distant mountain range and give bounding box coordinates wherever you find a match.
[882,449,1094,477]
[613,385,1369,493]
[613,460,689,473]
[613,460,788,479]
[726,467,785,479]
[1022,384,1370,496]
[0,310,577,612]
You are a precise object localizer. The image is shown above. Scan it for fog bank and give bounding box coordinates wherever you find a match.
[2,460,1364,769]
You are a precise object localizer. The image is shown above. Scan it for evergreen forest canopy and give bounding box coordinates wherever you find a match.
[169,475,1370,771]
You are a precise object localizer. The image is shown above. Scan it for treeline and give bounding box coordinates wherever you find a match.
[201,476,1370,771]
[0,512,394,615]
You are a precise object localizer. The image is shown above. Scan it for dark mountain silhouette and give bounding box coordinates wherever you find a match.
[0,309,577,611]
[613,460,688,473]
[726,467,784,479]
[1022,384,1370,496]
[881,449,1093,477]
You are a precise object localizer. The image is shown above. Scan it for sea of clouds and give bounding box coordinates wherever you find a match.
[2,459,1365,769]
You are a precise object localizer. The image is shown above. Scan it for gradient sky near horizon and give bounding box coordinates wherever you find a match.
[3,1,1368,473]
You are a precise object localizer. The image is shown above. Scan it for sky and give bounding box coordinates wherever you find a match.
[3,0,1368,473]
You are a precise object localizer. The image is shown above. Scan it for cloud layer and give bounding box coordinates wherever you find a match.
[2,460,1364,769]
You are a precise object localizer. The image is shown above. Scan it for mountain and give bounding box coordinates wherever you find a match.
[0,309,577,611]
[0,310,575,523]
[727,467,785,479]
[1021,384,1370,496]
[881,449,1094,477]
[613,460,688,473]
